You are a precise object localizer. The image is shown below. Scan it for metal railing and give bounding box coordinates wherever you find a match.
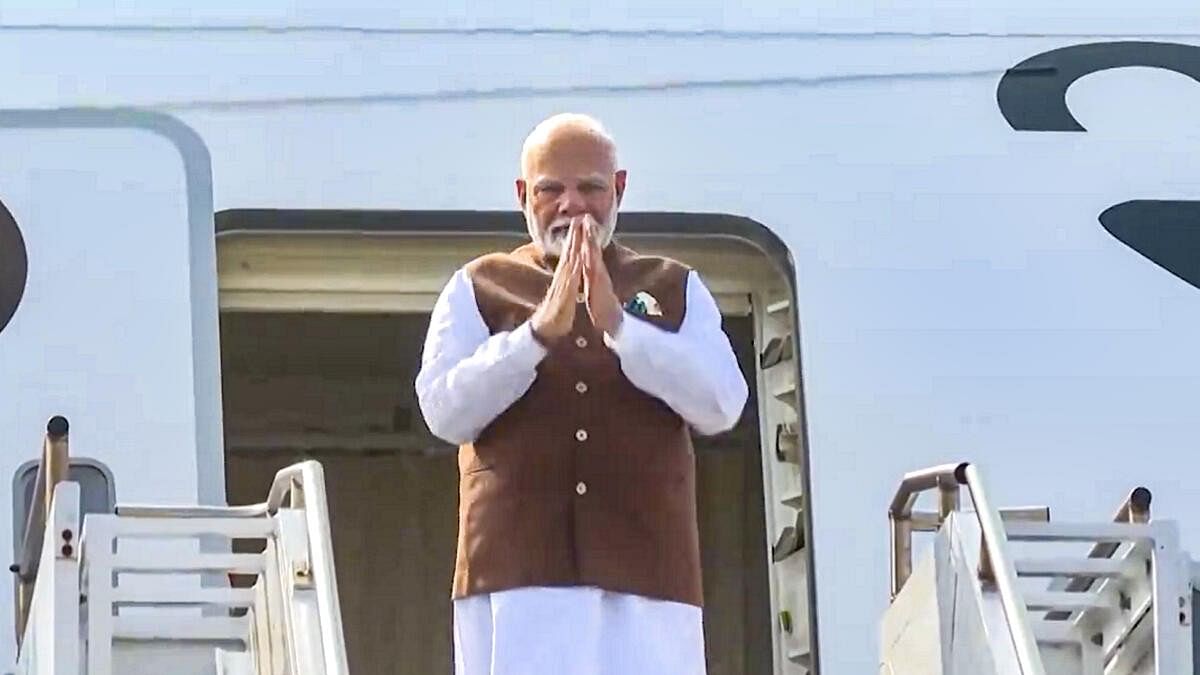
[11,415,71,645]
[1042,486,1151,621]
[888,462,1047,675]
[115,460,349,675]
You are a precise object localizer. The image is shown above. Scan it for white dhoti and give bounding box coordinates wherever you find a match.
[453,586,708,675]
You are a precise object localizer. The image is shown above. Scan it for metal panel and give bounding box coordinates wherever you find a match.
[11,458,114,563]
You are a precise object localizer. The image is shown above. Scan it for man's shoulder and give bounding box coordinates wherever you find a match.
[609,242,693,276]
[461,244,541,278]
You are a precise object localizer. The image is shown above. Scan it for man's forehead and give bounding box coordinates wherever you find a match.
[532,172,610,187]
[523,130,616,177]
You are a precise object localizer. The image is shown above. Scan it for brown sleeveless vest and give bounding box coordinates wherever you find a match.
[451,240,704,607]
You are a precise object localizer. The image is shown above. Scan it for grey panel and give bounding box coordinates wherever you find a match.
[11,458,116,561]
[1194,589,1200,675]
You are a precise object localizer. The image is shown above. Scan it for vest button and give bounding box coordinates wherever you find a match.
[575,336,588,349]
[575,381,588,394]
[576,481,588,495]
[576,292,586,304]
[575,429,588,442]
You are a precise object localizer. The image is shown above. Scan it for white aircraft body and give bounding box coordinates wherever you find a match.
[2,3,1200,674]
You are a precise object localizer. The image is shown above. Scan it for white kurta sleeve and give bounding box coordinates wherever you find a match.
[415,267,548,445]
[602,270,749,436]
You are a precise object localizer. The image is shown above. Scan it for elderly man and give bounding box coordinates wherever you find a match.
[415,113,748,675]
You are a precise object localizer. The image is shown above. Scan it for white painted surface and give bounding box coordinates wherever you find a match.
[948,518,1016,675]
[880,546,945,675]
[2,0,1200,35]
[0,122,219,667]
[1,6,1200,673]
[52,462,346,675]
[890,507,1200,675]
[112,641,231,675]
[14,483,79,675]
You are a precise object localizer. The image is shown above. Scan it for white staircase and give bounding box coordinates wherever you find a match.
[881,462,1197,675]
[12,443,348,675]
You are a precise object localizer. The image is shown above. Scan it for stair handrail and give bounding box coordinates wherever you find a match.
[1042,486,1151,621]
[11,415,70,645]
[888,462,1047,675]
[261,461,349,675]
[115,460,349,675]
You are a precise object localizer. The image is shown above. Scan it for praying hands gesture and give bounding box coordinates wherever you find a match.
[531,215,623,343]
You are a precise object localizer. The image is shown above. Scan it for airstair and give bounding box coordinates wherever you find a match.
[15,416,1200,675]
[881,462,1198,675]
[10,417,349,675]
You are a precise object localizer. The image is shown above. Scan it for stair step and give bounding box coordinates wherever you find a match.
[215,648,255,675]
[1024,591,1117,612]
[114,615,250,641]
[1031,620,1079,646]
[112,553,264,575]
[1004,521,1154,543]
[1014,557,1128,578]
[109,517,276,538]
[997,506,1050,523]
[112,586,257,607]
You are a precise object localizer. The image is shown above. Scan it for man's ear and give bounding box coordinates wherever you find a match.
[515,178,527,208]
[614,170,627,204]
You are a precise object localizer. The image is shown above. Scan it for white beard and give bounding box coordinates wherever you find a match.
[525,204,618,259]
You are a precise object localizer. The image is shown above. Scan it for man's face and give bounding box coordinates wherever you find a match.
[517,131,626,258]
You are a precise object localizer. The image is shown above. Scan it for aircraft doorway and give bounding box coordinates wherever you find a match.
[216,214,792,675]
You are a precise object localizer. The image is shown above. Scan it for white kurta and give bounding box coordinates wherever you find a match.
[415,263,748,675]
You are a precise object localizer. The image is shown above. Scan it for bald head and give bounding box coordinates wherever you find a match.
[520,113,618,180]
[516,113,627,257]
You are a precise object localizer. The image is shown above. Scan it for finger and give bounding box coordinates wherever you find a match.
[581,232,593,291]
[571,223,585,265]
[573,218,586,258]
[561,224,584,298]
[558,221,576,268]
[586,218,601,258]
[571,221,587,278]
[553,222,579,287]
[567,221,584,272]
[561,222,578,269]
[573,220,588,276]
[584,226,601,283]
[575,242,588,305]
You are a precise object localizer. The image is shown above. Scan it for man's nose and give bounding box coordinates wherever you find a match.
[557,190,587,216]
